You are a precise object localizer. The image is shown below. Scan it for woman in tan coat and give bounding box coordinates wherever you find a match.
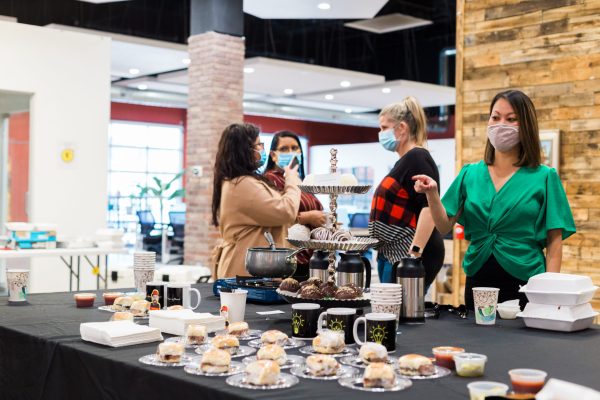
[211,123,301,278]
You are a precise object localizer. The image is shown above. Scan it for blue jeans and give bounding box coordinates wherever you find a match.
[377,254,394,283]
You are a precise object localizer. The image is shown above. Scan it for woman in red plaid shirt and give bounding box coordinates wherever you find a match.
[264,131,326,281]
[369,97,445,286]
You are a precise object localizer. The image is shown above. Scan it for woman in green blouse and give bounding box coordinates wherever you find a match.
[413,90,575,309]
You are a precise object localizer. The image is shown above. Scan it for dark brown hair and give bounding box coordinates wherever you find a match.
[211,123,272,226]
[484,90,541,167]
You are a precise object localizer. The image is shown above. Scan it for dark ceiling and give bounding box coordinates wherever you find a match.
[0,0,456,86]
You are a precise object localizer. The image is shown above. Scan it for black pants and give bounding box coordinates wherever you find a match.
[423,229,445,288]
[464,255,528,310]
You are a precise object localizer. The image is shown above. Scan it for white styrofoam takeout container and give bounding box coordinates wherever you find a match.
[526,272,595,292]
[519,285,597,305]
[517,303,598,332]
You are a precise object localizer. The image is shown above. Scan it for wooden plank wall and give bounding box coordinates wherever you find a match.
[455,0,600,309]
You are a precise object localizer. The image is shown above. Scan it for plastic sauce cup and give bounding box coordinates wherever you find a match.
[467,381,509,400]
[74,293,96,308]
[103,292,124,306]
[508,369,547,394]
[454,353,487,377]
[432,346,465,370]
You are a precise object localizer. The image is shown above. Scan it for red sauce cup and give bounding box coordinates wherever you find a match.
[103,292,124,306]
[74,293,96,308]
[432,346,465,370]
[508,369,547,394]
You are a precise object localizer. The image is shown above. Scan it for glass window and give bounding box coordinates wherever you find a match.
[107,121,185,244]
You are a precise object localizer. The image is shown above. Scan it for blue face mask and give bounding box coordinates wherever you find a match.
[256,149,267,168]
[378,129,399,152]
[276,152,299,168]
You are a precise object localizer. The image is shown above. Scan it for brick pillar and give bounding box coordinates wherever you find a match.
[184,31,244,269]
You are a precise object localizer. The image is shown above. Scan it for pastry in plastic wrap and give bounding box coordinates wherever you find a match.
[312,330,345,354]
[201,348,231,373]
[257,344,287,365]
[363,362,395,388]
[359,342,389,364]
[306,355,340,376]
[288,224,311,241]
[261,330,289,346]
[157,342,184,363]
[245,360,280,386]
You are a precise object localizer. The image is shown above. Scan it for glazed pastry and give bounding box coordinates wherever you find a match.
[310,227,331,241]
[306,355,340,376]
[312,330,345,354]
[363,362,396,388]
[186,324,207,345]
[331,229,353,242]
[257,344,287,366]
[245,360,281,386]
[261,330,289,346]
[279,278,301,293]
[111,311,134,321]
[129,300,150,317]
[200,348,231,373]
[359,343,388,364]
[111,296,133,311]
[298,285,323,300]
[335,286,358,300]
[287,224,311,241]
[227,321,249,337]
[342,283,363,297]
[398,354,436,376]
[211,335,240,355]
[157,342,185,363]
[340,173,358,186]
[319,280,338,298]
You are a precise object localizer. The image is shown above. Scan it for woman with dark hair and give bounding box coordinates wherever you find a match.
[414,90,576,309]
[264,131,325,281]
[211,123,301,278]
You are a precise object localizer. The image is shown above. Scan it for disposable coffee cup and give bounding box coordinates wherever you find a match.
[134,267,155,294]
[473,287,500,325]
[220,289,248,324]
[6,269,29,304]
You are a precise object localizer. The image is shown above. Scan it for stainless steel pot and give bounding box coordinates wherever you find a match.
[245,247,304,278]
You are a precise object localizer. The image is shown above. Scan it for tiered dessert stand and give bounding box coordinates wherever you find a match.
[280,148,379,307]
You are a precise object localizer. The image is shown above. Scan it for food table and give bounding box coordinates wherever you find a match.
[1,284,599,400]
[0,247,128,291]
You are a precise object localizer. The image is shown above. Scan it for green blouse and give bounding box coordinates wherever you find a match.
[442,161,576,281]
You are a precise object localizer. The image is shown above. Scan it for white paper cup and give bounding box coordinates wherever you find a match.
[220,290,248,323]
[134,268,155,293]
[6,269,29,303]
[473,287,500,325]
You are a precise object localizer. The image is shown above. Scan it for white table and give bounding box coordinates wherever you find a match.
[0,248,128,291]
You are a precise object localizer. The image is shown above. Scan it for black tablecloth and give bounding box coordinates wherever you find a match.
[1,285,599,400]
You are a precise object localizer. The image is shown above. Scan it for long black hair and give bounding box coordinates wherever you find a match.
[211,123,272,226]
[264,130,306,180]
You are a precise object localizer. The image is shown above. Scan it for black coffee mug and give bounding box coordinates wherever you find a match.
[291,303,321,338]
[145,282,165,310]
[353,312,397,352]
[317,307,357,344]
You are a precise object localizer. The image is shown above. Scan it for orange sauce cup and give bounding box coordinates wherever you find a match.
[432,346,465,370]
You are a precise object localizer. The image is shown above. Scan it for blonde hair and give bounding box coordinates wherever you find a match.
[379,96,428,147]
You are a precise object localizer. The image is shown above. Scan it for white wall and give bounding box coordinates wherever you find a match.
[0,21,111,292]
[309,139,456,222]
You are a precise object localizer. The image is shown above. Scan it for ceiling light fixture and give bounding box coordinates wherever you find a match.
[317,2,331,10]
[345,108,352,114]
[340,80,351,88]
[129,68,140,75]
[182,58,191,65]
[283,88,294,95]
[244,67,255,74]
[137,84,148,90]
[382,87,391,94]
[325,94,334,100]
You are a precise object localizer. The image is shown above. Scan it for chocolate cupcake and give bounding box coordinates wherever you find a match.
[279,278,300,293]
[334,286,358,300]
[299,285,323,300]
[319,281,338,298]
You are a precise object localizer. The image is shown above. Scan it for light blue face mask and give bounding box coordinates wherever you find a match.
[378,128,399,152]
[256,149,267,168]
[276,152,300,168]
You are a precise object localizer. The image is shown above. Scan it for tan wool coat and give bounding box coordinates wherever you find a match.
[213,174,301,278]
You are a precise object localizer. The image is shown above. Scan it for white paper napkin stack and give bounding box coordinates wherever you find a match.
[536,378,600,400]
[80,320,163,347]
[149,309,225,336]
